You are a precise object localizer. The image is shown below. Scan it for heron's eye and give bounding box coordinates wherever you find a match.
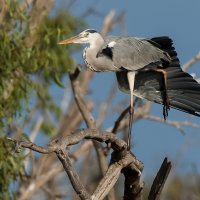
[83,32,89,37]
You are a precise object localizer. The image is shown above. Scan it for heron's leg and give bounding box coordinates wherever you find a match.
[127,71,136,150]
[156,69,170,119]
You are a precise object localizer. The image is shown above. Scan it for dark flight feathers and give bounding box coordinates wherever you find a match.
[116,36,200,117]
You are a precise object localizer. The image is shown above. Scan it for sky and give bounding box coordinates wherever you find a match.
[57,0,200,177]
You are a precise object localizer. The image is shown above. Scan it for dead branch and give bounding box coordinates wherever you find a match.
[123,165,143,200]
[18,141,93,200]
[16,10,121,200]
[112,149,144,200]
[101,10,125,37]
[7,137,56,154]
[101,10,116,37]
[50,129,127,151]
[182,51,200,71]
[56,149,91,200]
[92,152,140,200]
[69,68,96,128]
[143,115,200,134]
[9,128,143,200]
[112,106,130,134]
[0,0,8,24]
[148,157,172,200]
[111,102,151,134]
[69,68,109,178]
[25,0,53,47]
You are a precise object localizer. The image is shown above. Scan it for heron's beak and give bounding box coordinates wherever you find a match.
[58,36,81,45]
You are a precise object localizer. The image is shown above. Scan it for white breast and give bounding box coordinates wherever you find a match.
[107,41,116,48]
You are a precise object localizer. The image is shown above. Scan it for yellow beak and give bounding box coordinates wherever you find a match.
[58,36,81,45]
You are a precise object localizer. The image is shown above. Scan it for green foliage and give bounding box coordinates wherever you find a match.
[0,1,85,128]
[0,0,86,198]
[0,137,24,200]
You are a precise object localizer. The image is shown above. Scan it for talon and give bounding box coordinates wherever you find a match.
[156,68,170,120]
[163,98,170,120]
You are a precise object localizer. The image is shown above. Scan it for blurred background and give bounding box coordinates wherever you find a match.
[0,0,200,199]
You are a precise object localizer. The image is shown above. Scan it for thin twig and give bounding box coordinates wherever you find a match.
[112,106,130,134]
[96,83,118,128]
[110,102,151,134]
[24,116,44,170]
[143,115,200,134]
[7,137,56,154]
[29,116,44,142]
[18,164,62,200]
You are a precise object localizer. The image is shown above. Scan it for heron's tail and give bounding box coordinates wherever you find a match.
[116,67,200,117]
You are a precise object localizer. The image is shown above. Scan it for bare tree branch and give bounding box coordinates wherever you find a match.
[7,137,56,154]
[101,10,116,37]
[56,149,91,200]
[143,115,200,134]
[112,106,130,134]
[15,10,124,200]
[0,0,8,24]
[148,157,172,200]
[9,128,144,200]
[122,151,144,200]
[111,102,151,134]
[69,68,109,178]
[69,68,96,128]
[92,152,137,200]
[25,0,53,47]
[182,51,200,71]
[17,141,93,200]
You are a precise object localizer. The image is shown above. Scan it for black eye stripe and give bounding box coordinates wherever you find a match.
[85,29,97,33]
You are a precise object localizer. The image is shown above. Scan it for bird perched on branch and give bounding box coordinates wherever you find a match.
[58,29,200,149]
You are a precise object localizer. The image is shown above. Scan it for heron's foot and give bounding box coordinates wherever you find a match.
[162,78,170,120]
[163,98,170,120]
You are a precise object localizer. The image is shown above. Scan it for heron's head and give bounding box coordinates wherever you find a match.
[58,29,102,45]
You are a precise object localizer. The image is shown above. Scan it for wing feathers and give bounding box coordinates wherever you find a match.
[115,36,200,117]
[116,66,200,117]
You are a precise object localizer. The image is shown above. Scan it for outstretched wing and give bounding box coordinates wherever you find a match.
[104,36,171,71]
[116,66,200,117]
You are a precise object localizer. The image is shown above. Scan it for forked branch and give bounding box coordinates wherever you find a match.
[8,128,143,200]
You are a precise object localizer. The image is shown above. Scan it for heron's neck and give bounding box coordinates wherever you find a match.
[83,35,105,71]
[88,36,104,55]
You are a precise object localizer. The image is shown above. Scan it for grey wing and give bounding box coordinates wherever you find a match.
[105,36,170,71]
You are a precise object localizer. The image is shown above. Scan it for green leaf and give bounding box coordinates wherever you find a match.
[54,74,65,88]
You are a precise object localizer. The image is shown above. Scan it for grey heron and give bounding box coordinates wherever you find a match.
[58,29,200,149]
